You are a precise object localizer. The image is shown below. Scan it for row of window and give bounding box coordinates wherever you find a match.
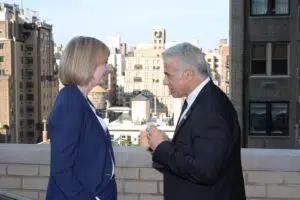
[153,39,163,44]
[207,58,219,63]
[249,102,288,136]
[19,132,35,141]
[20,94,34,101]
[127,59,161,65]
[0,44,34,51]
[19,106,34,113]
[19,82,34,89]
[251,0,289,16]
[133,64,161,70]
[20,119,35,126]
[251,42,288,76]
[154,46,164,50]
[133,77,162,83]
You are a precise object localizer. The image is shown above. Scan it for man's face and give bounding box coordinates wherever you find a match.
[163,57,188,98]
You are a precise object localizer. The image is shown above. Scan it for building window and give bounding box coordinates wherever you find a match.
[272,43,288,75]
[225,86,229,94]
[133,77,142,82]
[251,42,289,76]
[27,119,34,125]
[0,56,4,62]
[0,43,4,49]
[249,102,289,136]
[226,70,230,81]
[26,94,34,101]
[251,43,266,75]
[251,0,289,16]
[25,70,33,77]
[26,45,33,52]
[134,64,143,70]
[26,57,33,64]
[226,55,229,66]
[26,106,34,113]
[26,82,34,89]
[27,131,34,137]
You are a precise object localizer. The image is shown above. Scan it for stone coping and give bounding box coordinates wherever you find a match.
[0,144,300,171]
[0,189,32,200]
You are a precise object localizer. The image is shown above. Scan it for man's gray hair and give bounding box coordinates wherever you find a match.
[162,42,210,76]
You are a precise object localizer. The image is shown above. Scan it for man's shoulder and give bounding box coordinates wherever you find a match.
[197,83,235,117]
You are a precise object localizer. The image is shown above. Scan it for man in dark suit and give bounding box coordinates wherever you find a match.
[146,43,246,200]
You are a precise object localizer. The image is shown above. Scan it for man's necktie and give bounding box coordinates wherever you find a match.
[177,100,188,126]
[179,100,188,118]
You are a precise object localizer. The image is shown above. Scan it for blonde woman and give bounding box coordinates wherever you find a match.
[46,36,116,200]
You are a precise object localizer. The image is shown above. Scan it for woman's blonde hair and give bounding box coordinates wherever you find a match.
[59,36,110,86]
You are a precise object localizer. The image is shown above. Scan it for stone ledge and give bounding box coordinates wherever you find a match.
[1,144,300,171]
[241,148,300,171]
[0,189,33,200]
[0,145,50,165]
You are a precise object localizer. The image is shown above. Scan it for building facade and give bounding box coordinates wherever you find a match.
[124,28,174,118]
[205,39,230,95]
[107,45,125,106]
[0,3,58,143]
[230,0,299,148]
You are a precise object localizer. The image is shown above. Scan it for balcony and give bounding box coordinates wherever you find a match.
[0,144,300,199]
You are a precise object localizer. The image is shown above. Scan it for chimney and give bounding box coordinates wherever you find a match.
[42,119,48,142]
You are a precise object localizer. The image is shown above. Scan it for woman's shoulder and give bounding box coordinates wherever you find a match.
[49,85,86,121]
[54,85,86,108]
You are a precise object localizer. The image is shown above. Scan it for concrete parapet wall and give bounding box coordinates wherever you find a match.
[0,145,300,200]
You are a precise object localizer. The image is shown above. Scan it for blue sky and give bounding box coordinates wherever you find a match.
[5,0,229,51]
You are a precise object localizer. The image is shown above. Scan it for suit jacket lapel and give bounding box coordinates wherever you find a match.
[173,80,213,139]
[174,108,192,134]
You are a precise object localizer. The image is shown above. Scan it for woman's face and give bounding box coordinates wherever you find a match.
[90,52,109,87]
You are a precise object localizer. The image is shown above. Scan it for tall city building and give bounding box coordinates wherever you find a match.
[106,37,125,106]
[53,43,64,90]
[0,3,58,143]
[124,27,174,119]
[205,39,230,95]
[230,0,298,148]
